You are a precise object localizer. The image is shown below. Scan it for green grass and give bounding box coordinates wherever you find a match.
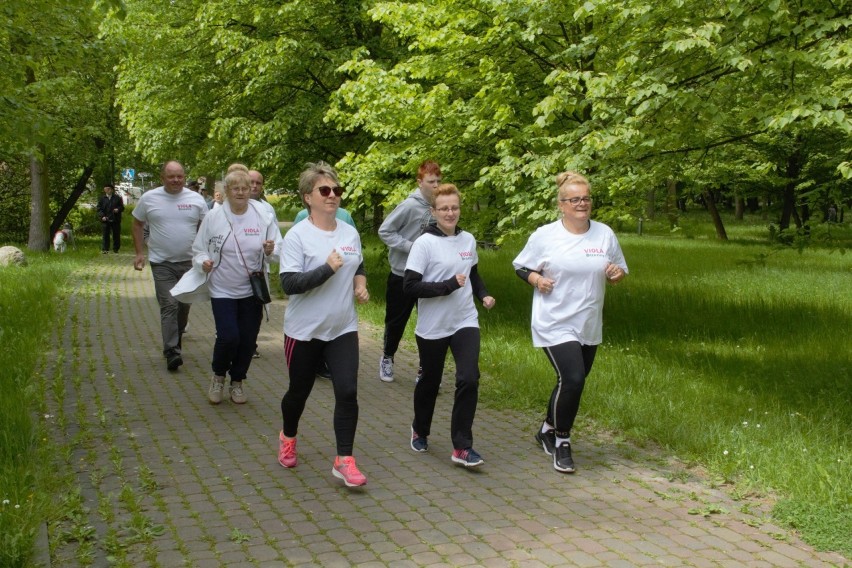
[361,222,852,557]
[2,219,850,564]
[0,252,75,568]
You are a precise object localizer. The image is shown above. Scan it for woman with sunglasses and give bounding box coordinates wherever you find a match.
[404,183,495,468]
[277,161,370,487]
[512,171,628,473]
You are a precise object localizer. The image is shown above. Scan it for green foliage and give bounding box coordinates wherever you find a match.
[327,0,852,237]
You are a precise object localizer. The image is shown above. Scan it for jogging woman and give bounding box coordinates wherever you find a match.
[404,183,495,468]
[277,162,370,487]
[512,171,628,473]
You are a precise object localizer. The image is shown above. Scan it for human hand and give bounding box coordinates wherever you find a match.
[202,259,214,273]
[605,263,625,283]
[455,274,467,287]
[354,284,369,304]
[536,276,555,295]
[262,239,274,255]
[133,254,146,271]
[326,249,343,272]
[482,296,496,310]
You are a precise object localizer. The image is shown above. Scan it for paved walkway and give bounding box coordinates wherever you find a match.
[45,256,848,567]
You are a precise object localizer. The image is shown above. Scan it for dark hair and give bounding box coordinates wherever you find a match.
[104,184,115,190]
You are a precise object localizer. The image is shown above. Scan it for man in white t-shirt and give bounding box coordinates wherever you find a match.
[132,161,208,371]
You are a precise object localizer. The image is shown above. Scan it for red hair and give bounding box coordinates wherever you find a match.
[417,160,441,180]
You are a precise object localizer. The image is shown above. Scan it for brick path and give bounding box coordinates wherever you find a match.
[45,256,848,567]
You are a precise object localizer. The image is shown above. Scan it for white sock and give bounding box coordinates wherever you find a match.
[540,423,554,434]
[555,436,571,447]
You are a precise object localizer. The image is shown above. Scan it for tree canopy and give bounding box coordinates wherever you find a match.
[1,0,849,245]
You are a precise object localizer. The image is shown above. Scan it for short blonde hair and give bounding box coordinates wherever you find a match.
[430,183,460,207]
[556,171,590,192]
[224,170,251,193]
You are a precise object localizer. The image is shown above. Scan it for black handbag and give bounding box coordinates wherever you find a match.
[249,271,271,304]
[229,212,272,305]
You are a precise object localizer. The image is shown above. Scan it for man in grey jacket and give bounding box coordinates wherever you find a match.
[376,160,441,382]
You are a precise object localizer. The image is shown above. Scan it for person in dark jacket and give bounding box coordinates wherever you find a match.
[97,184,125,253]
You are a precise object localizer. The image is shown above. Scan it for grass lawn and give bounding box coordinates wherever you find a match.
[1,214,849,565]
[359,215,851,556]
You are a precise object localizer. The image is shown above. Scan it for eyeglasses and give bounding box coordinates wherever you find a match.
[559,196,593,205]
[435,206,460,213]
[316,185,344,197]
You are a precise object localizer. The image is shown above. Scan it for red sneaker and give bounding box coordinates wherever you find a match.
[278,432,297,468]
[332,456,367,487]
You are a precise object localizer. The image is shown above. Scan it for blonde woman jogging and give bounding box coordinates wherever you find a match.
[512,171,628,473]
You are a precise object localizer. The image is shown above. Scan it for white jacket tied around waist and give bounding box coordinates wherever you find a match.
[170,200,283,303]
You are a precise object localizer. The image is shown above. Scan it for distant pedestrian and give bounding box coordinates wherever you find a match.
[277,161,370,488]
[828,205,837,223]
[377,160,441,383]
[404,183,495,468]
[512,171,628,473]
[97,184,125,254]
[132,161,207,371]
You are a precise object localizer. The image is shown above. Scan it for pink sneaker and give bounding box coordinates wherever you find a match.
[332,456,367,487]
[278,432,297,468]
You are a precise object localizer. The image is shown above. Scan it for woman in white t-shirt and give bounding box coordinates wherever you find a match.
[188,169,280,405]
[404,184,496,468]
[512,171,628,474]
[277,162,370,488]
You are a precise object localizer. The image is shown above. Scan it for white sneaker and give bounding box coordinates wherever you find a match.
[379,355,394,383]
[229,382,247,404]
[208,375,225,404]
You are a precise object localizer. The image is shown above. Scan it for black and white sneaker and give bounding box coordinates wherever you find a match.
[553,442,576,473]
[535,429,556,456]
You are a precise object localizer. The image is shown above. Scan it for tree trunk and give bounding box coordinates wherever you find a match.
[702,189,728,240]
[665,178,679,227]
[779,145,802,231]
[645,188,656,219]
[734,196,745,220]
[27,149,50,251]
[50,161,97,236]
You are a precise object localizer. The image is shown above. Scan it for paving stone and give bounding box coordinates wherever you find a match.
[43,260,850,567]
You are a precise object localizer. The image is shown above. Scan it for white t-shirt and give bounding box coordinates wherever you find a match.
[280,220,362,341]
[133,187,207,263]
[512,220,628,347]
[208,207,264,299]
[405,231,479,339]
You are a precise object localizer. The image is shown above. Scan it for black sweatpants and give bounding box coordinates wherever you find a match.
[413,327,480,450]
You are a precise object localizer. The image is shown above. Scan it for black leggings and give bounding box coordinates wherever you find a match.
[542,341,598,439]
[281,331,359,456]
[414,327,480,450]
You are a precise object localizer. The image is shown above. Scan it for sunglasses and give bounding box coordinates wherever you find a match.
[316,185,344,197]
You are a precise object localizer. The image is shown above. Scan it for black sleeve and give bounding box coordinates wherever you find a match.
[403,269,461,298]
[96,198,106,217]
[469,263,490,301]
[515,267,538,284]
[355,261,366,277]
[280,264,335,295]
